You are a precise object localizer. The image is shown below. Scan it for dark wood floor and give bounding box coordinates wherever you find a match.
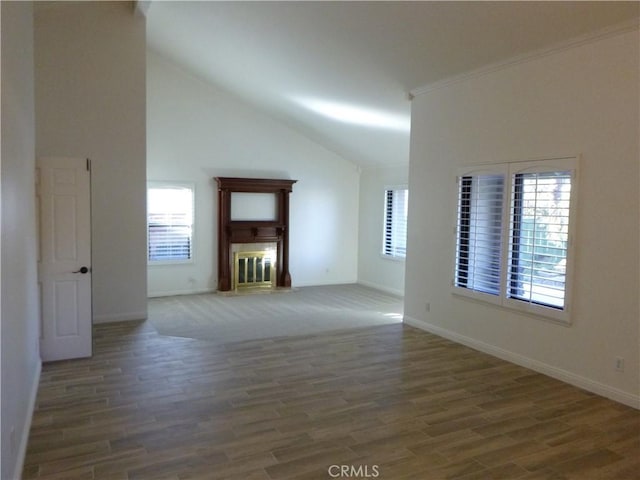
[23,320,639,480]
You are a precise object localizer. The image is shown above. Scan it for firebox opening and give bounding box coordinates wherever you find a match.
[234,250,276,291]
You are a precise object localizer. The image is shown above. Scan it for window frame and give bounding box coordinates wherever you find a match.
[147,181,195,266]
[381,185,409,261]
[452,157,579,324]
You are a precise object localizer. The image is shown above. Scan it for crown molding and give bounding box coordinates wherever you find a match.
[410,18,640,99]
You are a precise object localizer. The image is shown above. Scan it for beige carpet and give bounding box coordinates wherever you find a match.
[147,283,403,343]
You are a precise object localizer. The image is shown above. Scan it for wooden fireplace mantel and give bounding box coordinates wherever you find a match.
[215,177,297,292]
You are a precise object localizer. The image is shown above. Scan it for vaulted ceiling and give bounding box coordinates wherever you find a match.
[146,1,639,167]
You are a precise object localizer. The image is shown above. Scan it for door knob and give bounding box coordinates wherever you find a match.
[73,266,89,274]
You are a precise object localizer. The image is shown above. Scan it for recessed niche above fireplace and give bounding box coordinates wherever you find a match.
[214,177,297,292]
[230,192,277,221]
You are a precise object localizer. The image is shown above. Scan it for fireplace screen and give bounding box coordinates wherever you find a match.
[234,251,275,290]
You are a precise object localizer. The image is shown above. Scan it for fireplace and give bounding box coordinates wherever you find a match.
[215,177,297,292]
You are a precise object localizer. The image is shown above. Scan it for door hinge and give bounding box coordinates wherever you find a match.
[86,158,91,172]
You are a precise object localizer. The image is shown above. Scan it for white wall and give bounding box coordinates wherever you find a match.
[147,52,360,296]
[34,2,147,323]
[358,165,408,296]
[405,29,639,407]
[1,3,41,478]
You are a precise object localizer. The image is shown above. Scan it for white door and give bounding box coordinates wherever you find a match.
[38,157,92,361]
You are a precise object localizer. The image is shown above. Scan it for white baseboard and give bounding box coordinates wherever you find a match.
[93,311,147,324]
[404,316,640,410]
[147,288,215,298]
[357,280,404,298]
[14,360,41,480]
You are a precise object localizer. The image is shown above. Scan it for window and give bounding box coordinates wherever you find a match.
[508,170,571,309]
[454,158,577,322]
[383,187,409,259]
[455,173,505,296]
[147,183,194,263]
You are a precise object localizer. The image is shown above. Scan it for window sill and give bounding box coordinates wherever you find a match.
[380,253,406,263]
[451,287,571,326]
[148,259,194,266]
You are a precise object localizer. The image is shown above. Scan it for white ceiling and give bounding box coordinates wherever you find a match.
[146,1,639,168]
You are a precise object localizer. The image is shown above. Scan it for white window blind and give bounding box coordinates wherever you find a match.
[147,184,194,262]
[455,174,505,295]
[508,171,571,309]
[383,187,408,258]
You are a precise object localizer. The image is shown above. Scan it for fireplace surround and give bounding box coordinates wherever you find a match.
[215,177,297,292]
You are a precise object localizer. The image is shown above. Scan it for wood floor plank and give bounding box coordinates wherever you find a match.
[22,304,640,480]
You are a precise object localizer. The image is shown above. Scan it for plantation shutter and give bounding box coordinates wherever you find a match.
[455,174,505,295]
[383,188,408,258]
[508,170,571,309]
